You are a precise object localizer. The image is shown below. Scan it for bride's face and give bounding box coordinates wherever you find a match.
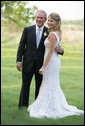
[47,16,57,30]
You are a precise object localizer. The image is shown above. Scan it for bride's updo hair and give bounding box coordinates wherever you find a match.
[48,13,61,33]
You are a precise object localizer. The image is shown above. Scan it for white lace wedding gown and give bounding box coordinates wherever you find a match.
[27,32,84,118]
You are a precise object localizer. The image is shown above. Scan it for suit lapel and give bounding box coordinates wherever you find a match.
[38,26,48,48]
[41,26,46,40]
[31,25,36,48]
[31,25,48,49]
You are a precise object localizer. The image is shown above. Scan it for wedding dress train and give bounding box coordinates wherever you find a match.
[27,32,84,118]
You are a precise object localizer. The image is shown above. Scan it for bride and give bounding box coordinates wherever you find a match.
[27,13,84,118]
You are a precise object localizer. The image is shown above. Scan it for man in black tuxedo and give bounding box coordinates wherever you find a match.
[16,10,48,109]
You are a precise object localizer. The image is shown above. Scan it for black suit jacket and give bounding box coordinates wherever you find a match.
[16,25,48,72]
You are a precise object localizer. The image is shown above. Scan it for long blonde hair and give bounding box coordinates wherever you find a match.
[48,13,61,34]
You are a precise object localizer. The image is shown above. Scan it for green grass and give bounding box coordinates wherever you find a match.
[1,31,84,125]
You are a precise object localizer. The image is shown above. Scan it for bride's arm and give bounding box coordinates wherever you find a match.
[39,33,56,75]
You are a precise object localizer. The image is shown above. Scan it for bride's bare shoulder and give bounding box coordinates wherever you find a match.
[48,32,56,40]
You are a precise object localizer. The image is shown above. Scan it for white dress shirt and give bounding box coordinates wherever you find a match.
[36,25,44,40]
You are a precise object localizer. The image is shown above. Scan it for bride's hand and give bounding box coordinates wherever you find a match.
[39,67,45,75]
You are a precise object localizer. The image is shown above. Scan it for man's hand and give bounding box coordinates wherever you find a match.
[16,62,22,71]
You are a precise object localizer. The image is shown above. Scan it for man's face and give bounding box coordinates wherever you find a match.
[36,12,46,28]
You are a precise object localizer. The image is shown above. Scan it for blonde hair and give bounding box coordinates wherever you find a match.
[48,13,61,33]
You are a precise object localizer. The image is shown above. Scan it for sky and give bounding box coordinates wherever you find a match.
[28,1,84,20]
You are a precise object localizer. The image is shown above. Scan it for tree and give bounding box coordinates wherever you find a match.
[1,1,38,28]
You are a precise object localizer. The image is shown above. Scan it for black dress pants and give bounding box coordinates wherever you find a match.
[18,63,42,108]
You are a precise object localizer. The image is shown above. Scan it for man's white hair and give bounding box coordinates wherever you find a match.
[37,10,47,19]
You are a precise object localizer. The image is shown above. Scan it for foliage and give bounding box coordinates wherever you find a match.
[1,1,38,28]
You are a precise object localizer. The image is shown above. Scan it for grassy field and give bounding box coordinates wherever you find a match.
[1,24,84,125]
